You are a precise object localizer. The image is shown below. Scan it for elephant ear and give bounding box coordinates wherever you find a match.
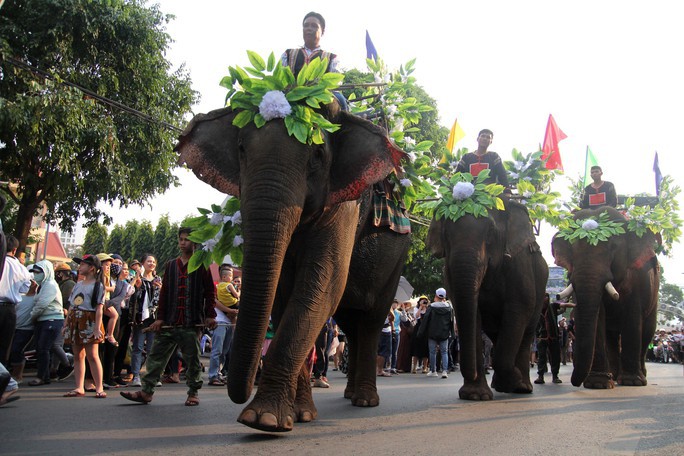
[551,233,573,273]
[175,107,241,196]
[427,218,446,258]
[327,112,406,205]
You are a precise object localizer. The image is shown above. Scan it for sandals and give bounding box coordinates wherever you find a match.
[377,371,392,377]
[162,375,180,384]
[105,336,119,347]
[208,378,225,386]
[95,391,107,398]
[63,390,86,397]
[28,379,49,386]
[120,390,152,404]
[185,395,200,406]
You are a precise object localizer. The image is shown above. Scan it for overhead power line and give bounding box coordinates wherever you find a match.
[1,55,183,133]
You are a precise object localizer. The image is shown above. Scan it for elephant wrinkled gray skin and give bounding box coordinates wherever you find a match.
[176,104,408,432]
[552,207,658,389]
[427,198,548,400]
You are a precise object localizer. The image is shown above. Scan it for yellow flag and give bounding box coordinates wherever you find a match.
[441,118,466,164]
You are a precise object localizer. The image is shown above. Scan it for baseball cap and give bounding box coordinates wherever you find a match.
[54,263,72,272]
[435,287,447,299]
[110,253,123,261]
[73,254,101,270]
[129,259,141,267]
[96,253,113,263]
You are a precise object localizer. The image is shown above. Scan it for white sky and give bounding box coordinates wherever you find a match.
[100,0,684,284]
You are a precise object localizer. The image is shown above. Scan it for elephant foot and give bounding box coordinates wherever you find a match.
[582,372,615,389]
[618,373,648,386]
[459,380,494,401]
[351,388,380,407]
[343,387,354,400]
[237,407,295,432]
[293,398,318,423]
[491,369,531,394]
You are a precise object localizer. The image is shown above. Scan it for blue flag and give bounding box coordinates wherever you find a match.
[365,30,378,60]
[653,151,663,196]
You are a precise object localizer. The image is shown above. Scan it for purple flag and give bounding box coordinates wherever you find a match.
[366,30,378,60]
[653,152,663,196]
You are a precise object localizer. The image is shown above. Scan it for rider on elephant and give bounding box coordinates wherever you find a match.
[456,129,510,188]
[281,11,348,111]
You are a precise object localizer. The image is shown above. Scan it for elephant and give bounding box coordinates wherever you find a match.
[176,103,409,432]
[427,198,548,400]
[551,206,659,389]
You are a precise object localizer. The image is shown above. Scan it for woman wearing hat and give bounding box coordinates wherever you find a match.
[62,254,107,398]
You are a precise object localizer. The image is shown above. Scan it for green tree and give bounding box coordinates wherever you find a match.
[105,224,126,256]
[133,220,155,264]
[154,214,177,268]
[0,0,197,252]
[82,222,108,255]
[121,220,140,263]
[402,224,444,296]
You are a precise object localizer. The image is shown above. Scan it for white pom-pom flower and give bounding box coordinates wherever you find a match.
[400,178,412,187]
[209,212,224,226]
[453,182,475,200]
[582,219,599,230]
[259,91,292,121]
[202,238,218,251]
[233,235,244,247]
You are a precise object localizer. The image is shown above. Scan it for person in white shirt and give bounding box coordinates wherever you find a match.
[0,235,34,367]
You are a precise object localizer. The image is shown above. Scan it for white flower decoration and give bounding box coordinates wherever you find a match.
[386,104,398,116]
[453,182,475,200]
[450,161,459,168]
[233,235,244,247]
[582,219,599,230]
[404,136,416,146]
[209,212,224,226]
[523,191,533,198]
[230,211,242,225]
[407,152,417,162]
[203,238,218,251]
[400,178,412,187]
[259,90,292,121]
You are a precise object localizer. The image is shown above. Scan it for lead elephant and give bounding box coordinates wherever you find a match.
[551,206,659,388]
[427,198,548,400]
[176,104,407,432]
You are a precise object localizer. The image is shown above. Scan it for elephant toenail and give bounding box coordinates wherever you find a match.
[259,412,278,428]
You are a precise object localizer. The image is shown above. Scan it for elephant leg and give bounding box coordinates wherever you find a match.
[293,363,317,422]
[334,311,358,400]
[490,299,531,394]
[349,320,382,407]
[459,314,493,401]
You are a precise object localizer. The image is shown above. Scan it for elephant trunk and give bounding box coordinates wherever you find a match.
[569,278,604,387]
[227,186,302,404]
[448,255,486,382]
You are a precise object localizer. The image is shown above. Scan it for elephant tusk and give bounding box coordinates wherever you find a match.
[605,282,620,300]
[558,284,574,299]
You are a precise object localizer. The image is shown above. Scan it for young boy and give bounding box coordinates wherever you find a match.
[207,265,239,386]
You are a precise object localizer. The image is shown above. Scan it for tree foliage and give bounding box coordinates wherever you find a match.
[82,222,107,255]
[153,214,178,269]
[0,0,197,251]
[105,224,125,257]
[132,220,154,264]
[120,220,140,263]
[403,224,444,296]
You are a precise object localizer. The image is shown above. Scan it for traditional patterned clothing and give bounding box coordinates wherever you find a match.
[281,47,338,75]
[156,258,216,328]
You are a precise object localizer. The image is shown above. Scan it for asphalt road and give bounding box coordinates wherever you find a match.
[2,362,683,455]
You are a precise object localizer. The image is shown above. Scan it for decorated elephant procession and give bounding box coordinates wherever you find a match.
[175,40,681,431]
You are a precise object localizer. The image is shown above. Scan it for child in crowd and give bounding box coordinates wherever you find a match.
[62,254,106,398]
